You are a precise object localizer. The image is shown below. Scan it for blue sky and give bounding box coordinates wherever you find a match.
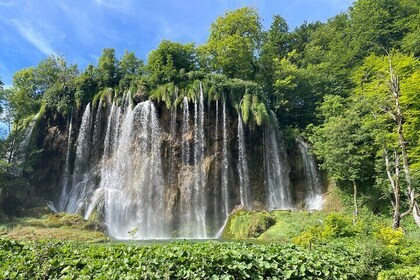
[0,0,353,87]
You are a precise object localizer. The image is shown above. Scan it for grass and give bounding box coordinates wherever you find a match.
[0,212,108,243]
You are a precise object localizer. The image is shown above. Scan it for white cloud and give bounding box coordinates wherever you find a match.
[10,20,56,55]
[93,0,133,12]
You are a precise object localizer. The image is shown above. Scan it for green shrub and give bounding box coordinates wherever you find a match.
[323,212,355,238]
[292,212,355,246]
[378,266,420,280]
[374,227,405,248]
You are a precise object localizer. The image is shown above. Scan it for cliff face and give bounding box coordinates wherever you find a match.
[31,92,325,238]
[32,108,82,196]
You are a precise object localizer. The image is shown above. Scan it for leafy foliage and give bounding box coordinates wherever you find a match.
[0,239,378,279]
[378,266,420,280]
[147,40,197,85]
[203,7,262,80]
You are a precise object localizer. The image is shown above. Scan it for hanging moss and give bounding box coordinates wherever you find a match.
[149,82,176,109]
[241,94,252,124]
[254,102,269,126]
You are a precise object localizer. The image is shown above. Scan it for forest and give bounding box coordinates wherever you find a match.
[1,0,420,279]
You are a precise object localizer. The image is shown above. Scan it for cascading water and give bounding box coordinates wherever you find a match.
[91,100,103,163]
[55,85,327,240]
[237,113,251,209]
[181,97,190,165]
[84,102,120,220]
[179,96,195,237]
[264,112,292,209]
[298,139,324,210]
[102,101,167,239]
[215,97,230,237]
[168,93,178,186]
[57,113,73,211]
[189,84,207,238]
[212,99,220,231]
[9,112,39,176]
[62,103,93,214]
[264,112,292,210]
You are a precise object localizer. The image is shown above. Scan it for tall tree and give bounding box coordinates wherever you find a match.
[119,50,144,90]
[97,48,119,88]
[309,95,372,221]
[353,52,420,228]
[204,7,262,80]
[350,0,416,57]
[259,15,290,94]
[147,40,196,85]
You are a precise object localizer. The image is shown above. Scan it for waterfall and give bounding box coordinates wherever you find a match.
[84,102,119,220]
[213,99,220,232]
[179,97,194,237]
[101,101,167,239]
[237,113,251,209]
[102,103,117,159]
[189,84,207,238]
[182,97,190,165]
[55,86,326,240]
[214,97,230,237]
[264,112,292,209]
[298,139,324,210]
[57,113,73,211]
[168,99,177,186]
[64,103,93,214]
[92,100,103,163]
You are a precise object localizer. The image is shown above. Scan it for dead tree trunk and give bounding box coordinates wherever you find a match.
[387,57,419,227]
[352,180,358,224]
[384,148,401,229]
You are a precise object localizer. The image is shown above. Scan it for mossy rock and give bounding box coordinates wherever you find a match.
[222,210,275,239]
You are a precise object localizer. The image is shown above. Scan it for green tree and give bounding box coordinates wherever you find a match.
[39,55,79,115]
[272,52,327,127]
[96,48,119,88]
[147,40,196,85]
[259,15,290,94]
[353,51,420,228]
[288,21,323,57]
[204,7,262,80]
[10,68,41,122]
[350,0,417,57]
[119,50,144,90]
[400,0,420,56]
[74,64,98,107]
[309,95,372,221]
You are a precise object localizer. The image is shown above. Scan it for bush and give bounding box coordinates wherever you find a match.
[374,227,405,247]
[292,212,355,246]
[323,212,355,238]
[378,266,420,280]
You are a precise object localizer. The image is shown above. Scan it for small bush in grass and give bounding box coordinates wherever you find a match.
[374,227,404,248]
